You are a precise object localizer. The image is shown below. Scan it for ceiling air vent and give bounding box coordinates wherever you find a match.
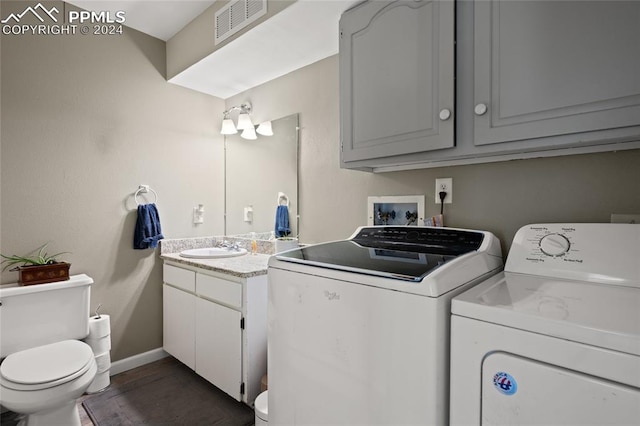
[215,0,267,45]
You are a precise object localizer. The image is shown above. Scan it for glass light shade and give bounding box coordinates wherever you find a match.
[220,118,238,135]
[241,126,257,140]
[236,113,254,130]
[256,121,273,136]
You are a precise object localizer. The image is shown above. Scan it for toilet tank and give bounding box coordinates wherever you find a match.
[0,274,93,357]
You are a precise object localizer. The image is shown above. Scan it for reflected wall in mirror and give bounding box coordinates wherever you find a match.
[225,113,299,237]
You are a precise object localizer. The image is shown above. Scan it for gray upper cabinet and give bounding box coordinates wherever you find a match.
[474,0,640,147]
[340,0,640,172]
[340,0,455,165]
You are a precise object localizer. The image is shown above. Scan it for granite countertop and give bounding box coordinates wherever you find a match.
[161,252,270,278]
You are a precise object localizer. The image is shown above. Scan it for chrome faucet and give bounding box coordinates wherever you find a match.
[219,240,241,251]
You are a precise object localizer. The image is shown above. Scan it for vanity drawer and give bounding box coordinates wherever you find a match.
[196,274,242,309]
[163,264,196,292]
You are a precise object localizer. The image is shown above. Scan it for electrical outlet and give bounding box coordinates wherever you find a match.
[435,178,453,204]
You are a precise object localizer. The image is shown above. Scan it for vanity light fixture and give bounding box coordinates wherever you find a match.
[256,121,273,136]
[220,103,253,137]
[241,126,258,140]
[220,115,238,135]
[220,102,273,139]
[236,110,254,130]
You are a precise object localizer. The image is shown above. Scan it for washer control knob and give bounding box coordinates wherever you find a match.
[539,234,570,257]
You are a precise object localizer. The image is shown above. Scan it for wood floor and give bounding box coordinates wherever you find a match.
[4,356,252,426]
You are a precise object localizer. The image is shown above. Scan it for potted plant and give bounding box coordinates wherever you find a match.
[1,243,70,286]
[275,232,299,253]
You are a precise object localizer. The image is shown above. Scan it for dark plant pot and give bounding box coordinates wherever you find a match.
[17,262,71,286]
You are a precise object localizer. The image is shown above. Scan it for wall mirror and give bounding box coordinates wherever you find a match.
[224,113,299,237]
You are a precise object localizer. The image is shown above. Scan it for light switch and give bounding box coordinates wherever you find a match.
[193,204,204,224]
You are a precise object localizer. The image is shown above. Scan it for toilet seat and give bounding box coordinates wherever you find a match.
[0,340,94,391]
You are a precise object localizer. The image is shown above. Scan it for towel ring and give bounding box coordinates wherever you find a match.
[134,185,158,206]
[278,192,289,207]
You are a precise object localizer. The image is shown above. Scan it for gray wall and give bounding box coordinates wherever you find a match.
[226,55,640,255]
[1,1,225,361]
[2,1,639,364]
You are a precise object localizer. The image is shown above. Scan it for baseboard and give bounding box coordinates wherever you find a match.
[110,348,169,376]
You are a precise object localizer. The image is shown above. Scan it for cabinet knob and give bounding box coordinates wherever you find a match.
[439,109,452,121]
[474,103,488,116]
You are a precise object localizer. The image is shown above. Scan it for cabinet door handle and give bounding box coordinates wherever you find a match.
[474,103,488,116]
[439,109,452,121]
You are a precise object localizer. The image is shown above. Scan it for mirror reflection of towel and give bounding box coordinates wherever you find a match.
[275,205,290,238]
[134,203,164,249]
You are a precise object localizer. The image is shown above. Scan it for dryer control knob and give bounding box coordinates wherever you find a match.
[539,234,570,257]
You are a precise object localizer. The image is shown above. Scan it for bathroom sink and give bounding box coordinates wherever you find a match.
[179,247,247,259]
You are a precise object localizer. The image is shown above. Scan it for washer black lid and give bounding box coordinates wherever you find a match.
[275,227,485,281]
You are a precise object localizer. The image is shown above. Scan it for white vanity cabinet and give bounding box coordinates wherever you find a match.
[163,265,196,370]
[162,262,267,405]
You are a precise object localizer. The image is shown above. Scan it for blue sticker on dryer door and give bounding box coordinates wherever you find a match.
[493,372,518,395]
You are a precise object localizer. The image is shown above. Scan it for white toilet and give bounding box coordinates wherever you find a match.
[0,274,97,426]
[255,390,268,426]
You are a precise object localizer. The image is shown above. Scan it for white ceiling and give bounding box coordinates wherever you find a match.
[66,1,216,41]
[66,0,358,99]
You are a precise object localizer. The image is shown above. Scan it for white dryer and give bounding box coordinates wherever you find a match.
[450,223,640,425]
[268,226,503,425]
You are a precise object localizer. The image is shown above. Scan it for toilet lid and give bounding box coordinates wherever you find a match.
[1,340,94,389]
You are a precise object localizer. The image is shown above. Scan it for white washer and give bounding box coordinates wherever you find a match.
[450,223,640,425]
[268,226,503,425]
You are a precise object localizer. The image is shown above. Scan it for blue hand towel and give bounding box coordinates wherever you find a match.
[134,203,164,250]
[275,205,291,238]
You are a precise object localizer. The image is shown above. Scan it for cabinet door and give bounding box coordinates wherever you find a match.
[163,284,195,370]
[195,298,242,401]
[340,0,454,163]
[474,0,640,146]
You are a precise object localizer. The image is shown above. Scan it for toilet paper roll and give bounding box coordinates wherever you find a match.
[86,370,110,394]
[84,335,111,355]
[95,352,111,373]
[88,314,111,339]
